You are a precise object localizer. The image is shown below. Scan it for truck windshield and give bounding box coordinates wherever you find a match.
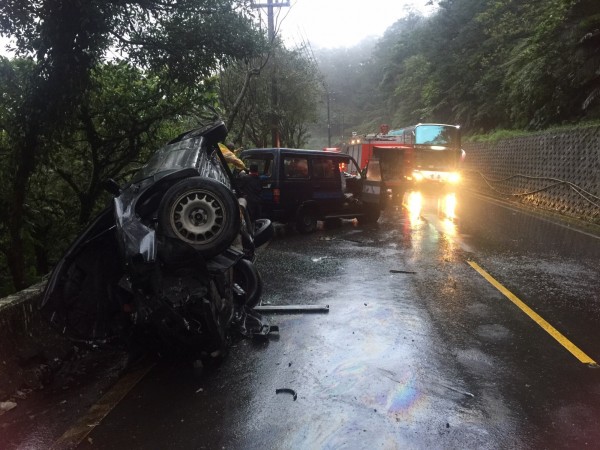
[415,125,459,147]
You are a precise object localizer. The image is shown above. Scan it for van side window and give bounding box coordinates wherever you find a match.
[243,157,273,177]
[283,157,309,179]
[313,158,337,179]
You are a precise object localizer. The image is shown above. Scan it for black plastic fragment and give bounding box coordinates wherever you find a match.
[276,388,297,401]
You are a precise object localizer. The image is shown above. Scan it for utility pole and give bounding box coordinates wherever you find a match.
[252,0,290,147]
[327,92,331,147]
[326,91,335,147]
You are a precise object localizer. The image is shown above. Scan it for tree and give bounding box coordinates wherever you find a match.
[313,38,384,140]
[21,62,219,276]
[219,44,321,148]
[576,0,600,115]
[51,62,218,226]
[0,0,266,290]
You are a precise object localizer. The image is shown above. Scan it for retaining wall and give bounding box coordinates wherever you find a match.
[463,126,600,224]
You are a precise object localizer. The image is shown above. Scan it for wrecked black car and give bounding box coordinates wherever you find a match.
[40,120,274,363]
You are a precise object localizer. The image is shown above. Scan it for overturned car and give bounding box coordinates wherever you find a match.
[41,120,274,363]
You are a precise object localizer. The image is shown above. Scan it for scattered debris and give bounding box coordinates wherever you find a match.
[389,269,417,274]
[275,388,297,401]
[440,383,475,398]
[0,401,17,415]
[311,256,330,262]
[14,389,32,400]
[254,305,329,313]
[340,238,363,244]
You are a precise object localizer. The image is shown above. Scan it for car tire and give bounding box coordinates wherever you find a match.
[233,258,263,308]
[158,177,240,259]
[295,206,317,234]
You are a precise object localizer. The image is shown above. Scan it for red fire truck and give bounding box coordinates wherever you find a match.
[341,123,464,198]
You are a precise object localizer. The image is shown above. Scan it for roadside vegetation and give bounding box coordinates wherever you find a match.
[312,0,600,143]
[0,0,598,294]
[0,0,322,294]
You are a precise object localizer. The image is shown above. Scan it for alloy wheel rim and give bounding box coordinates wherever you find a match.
[170,189,225,244]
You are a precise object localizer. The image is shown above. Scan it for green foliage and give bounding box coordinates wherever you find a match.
[0,0,268,292]
[467,119,600,142]
[314,0,600,140]
[48,62,216,225]
[0,58,220,292]
[219,43,322,148]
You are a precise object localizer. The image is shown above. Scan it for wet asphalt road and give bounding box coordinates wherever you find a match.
[4,190,600,449]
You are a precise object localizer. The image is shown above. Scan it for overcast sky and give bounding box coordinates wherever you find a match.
[270,0,435,49]
[0,1,434,56]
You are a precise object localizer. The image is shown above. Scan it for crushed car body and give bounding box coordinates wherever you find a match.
[40,120,274,363]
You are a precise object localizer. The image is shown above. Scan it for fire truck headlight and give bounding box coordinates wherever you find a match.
[448,172,460,184]
[407,191,422,218]
[413,171,424,182]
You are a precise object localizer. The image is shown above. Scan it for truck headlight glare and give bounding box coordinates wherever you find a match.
[448,172,460,184]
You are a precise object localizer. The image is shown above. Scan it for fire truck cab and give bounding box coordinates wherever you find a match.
[342,126,413,200]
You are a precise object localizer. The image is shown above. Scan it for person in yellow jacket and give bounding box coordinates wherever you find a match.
[218,142,246,171]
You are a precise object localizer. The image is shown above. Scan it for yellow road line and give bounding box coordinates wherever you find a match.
[51,359,155,449]
[467,260,597,366]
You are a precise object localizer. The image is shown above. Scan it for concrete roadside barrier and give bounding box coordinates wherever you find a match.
[0,282,73,401]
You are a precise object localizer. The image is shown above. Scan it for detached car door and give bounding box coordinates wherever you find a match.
[361,157,384,208]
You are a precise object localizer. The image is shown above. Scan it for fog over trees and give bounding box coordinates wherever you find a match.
[311,0,600,145]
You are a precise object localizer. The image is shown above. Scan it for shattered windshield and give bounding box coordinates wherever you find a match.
[132,138,202,183]
[133,138,202,183]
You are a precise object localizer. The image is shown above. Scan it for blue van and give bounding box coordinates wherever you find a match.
[239,148,385,233]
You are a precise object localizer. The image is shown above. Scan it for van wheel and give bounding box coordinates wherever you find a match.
[358,205,380,224]
[158,177,240,259]
[296,207,317,233]
[324,218,342,229]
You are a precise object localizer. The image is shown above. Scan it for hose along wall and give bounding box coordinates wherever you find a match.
[462,127,600,225]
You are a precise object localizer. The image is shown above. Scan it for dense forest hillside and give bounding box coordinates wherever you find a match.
[309,0,600,147]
